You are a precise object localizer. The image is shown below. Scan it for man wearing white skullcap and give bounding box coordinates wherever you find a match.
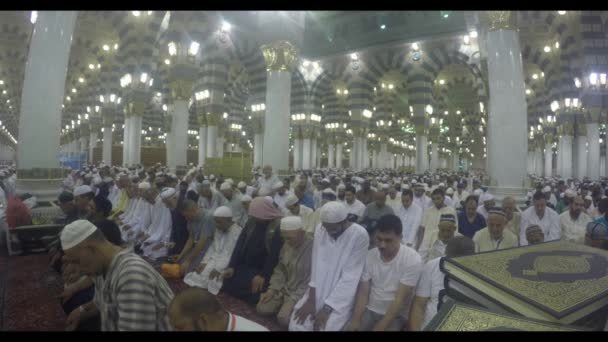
[183,206,243,295]
[218,181,244,222]
[289,201,369,331]
[273,181,293,211]
[235,195,252,228]
[197,180,227,213]
[237,181,247,194]
[542,185,558,208]
[137,185,174,260]
[256,165,281,197]
[284,194,316,235]
[61,220,174,331]
[476,192,495,220]
[473,208,519,252]
[257,216,313,328]
[74,185,95,219]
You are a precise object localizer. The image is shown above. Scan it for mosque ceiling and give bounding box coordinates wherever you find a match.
[0,10,596,153]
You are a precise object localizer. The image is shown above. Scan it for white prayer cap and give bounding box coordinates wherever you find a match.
[382,184,389,189]
[209,174,216,180]
[402,184,410,190]
[542,186,551,192]
[473,189,483,196]
[321,178,330,183]
[439,183,445,187]
[160,187,177,199]
[480,193,494,202]
[412,179,417,184]
[74,185,93,197]
[226,178,234,185]
[320,201,348,224]
[322,188,336,196]
[565,189,576,198]
[61,220,98,251]
[138,182,151,190]
[93,177,102,185]
[337,184,346,191]
[220,182,232,191]
[285,194,299,207]
[213,206,233,218]
[85,173,93,179]
[280,216,303,231]
[241,195,252,203]
[585,195,593,201]
[446,187,454,195]
[201,180,211,186]
[103,177,113,183]
[238,181,247,188]
[155,172,163,177]
[272,182,284,190]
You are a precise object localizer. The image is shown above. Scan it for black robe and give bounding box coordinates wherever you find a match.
[222,218,283,305]
[170,191,189,255]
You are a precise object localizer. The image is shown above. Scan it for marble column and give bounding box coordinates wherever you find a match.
[217,136,225,158]
[129,115,142,166]
[363,139,369,169]
[170,100,189,171]
[102,127,112,165]
[89,132,97,163]
[302,138,311,169]
[587,123,600,180]
[254,132,263,167]
[328,143,335,169]
[534,147,543,177]
[293,138,301,170]
[601,155,606,178]
[575,135,587,180]
[312,138,318,169]
[380,143,388,169]
[16,11,77,201]
[416,135,428,174]
[544,142,552,177]
[207,125,218,158]
[484,12,527,193]
[122,118,130,166]
[262,66,292,173]
[560,135,573,179]
[336,143,343,169]
[556,139,563,177]
[430,143,439,171]
[198,126,207,166]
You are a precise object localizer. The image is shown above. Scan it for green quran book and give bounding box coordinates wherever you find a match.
[425,300,585,331]
[440,240,608,325]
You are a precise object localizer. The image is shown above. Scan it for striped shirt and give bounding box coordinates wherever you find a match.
[94,248,174,331]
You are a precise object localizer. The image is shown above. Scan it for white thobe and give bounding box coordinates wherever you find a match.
[418,231,463,263]
[289,223,369,331]
[257,175,280,194]
[386,196,402,212]
[183,223,243,294]
[108,186,121,208]
[141,196,172,259]
[118,198,137,221]
[198,190,227,212]
[413,195,432,213]
[285,205,316,234]
[444,196,454,208]
[452,190,469,210]
[559,211,592,245]
[341,199,366,219]
[121,200,153,243]
[519,206,561,246]
[396,203,423,247]
[274,191,294,210]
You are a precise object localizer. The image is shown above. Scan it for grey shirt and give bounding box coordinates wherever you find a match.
[363,203,395,221]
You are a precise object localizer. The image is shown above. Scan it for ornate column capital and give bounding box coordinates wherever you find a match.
[197,113,207,127]
[170,79,194,101]
[260,40,299,72]
[483,11,517,32]
[125,101,145,117]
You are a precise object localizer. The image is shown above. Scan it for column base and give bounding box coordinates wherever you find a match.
[487,186,528,208]
[17,178,63,204]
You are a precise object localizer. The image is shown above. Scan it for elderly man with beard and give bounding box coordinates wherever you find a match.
[198,180,227,212]
[219,182,244,222]
[284,194,316,235]
[472,208,519,252]
[560,195,592,244]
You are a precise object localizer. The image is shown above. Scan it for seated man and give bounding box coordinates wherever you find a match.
[54,191,79,225]
[221,197,284,305]
[184,206,243,294]
[169,288,268,331]
[408,236,476,330]
[120,182,152,243]
[342,185,366,222]
[73,185,95,219]
[170,198,213,275]
[418,214,462,263]
[219,182,244,222]
[137,187,173,260]
[345,214,422,331]
[560,195,592,245]
[256,216,313,328]
[284,194,316,235]
[525,224,545,245]
[472,207,519,253]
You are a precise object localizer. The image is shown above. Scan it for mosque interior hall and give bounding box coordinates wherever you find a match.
[1,10,608,332]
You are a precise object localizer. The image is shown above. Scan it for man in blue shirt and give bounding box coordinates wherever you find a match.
[295,184,315,210]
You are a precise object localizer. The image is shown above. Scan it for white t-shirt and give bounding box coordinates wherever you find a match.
[415,257,444,329]
[361,245,423,318]
[342,199,366,219]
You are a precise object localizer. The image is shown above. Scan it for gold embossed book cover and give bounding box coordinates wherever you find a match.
[424,300,585,331]
[440,240,608,325]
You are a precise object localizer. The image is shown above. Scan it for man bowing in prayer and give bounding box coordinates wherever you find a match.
[289,201,369,331]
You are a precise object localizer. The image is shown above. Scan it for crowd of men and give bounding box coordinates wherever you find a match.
[19,162,608,331]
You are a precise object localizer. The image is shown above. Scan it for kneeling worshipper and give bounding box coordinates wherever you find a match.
[183,206,243,294]
[256,216,313,328]
[235,195,252,228]
[219,182,244,222]
[119,182,152,243]
[114,183,139,227]
[408,236,476,331]
[221,197,284,305]
[87,195,123,247]
[169,288,268,331]
[170,199,214,275]
[139,187,173,260]
[74,185,95,219]
[284,194,316,235]
[289,202,369,332]
[60,220,174,331]
[472,207,519,253]
[418,214,462,263]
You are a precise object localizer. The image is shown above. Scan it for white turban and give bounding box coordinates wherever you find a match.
[446,188,454,195]
[61,220,98,250]
[542,186,551,193]
[585,195,593,201]
[213,206,233,218]
[280,216,303,231]
[138,182,151,190]
[240,195,252,203]
[320,201,348,224]
[160,187,177,199]
[74,185,93,197]
[220,182,232,191]
[272,181,284,190]
[225,178,234,185]
[481,193,494,202]
[285,194,299,207]
[238,181,247,188]
[337,184,346,191]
